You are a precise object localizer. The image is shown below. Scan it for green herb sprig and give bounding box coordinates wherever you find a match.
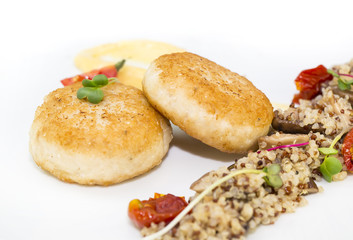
[318,132,344,182]
[328,69,353,91]
[142,164,283,240]
[77,74,117,104]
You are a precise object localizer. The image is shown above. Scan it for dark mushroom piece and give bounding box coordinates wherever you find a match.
[190,171,214,193]
[272,110,325,134]
[300,177,319,195]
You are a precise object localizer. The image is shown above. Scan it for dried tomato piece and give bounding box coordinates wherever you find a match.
[292,65,333,104]
[128,193,188,228]
[342,129,353,172]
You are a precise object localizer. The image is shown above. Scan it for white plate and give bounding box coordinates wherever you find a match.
[1,46,353,240]
[1,1,353,239]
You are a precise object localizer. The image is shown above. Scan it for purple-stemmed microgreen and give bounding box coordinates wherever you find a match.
[327,69,353,91]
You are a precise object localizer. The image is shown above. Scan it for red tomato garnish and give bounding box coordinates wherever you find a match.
[342,129,353,172]
[128,193,188,228]
[292,65,333,104]
[60,60,125,86]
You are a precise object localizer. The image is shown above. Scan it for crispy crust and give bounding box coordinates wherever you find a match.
[143,52,273,153]
[29,82,172,185]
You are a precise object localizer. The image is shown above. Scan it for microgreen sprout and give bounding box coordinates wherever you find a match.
[142,164,283,240]
[318,131,344,182]
[327,69,353,91]
[262,164,283,188]
[77,74,118,104]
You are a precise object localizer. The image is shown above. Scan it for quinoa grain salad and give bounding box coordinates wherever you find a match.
[273,87,353,136]
[129,60,353,240]
[140,132,330,239]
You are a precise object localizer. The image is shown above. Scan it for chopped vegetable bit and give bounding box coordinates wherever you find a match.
[60,60,125,86]
[292,65,333,104]
[128,193,188,229]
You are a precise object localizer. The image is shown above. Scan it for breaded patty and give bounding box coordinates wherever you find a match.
[142,52,273,153]
[29,82,172,185]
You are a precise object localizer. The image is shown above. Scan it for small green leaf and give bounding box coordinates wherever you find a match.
[82,79,97,87]
[320,163,332,182]
[338,79,350,91]
[327,69,353,91]
[318,147,338,155]
[87,88,104,104]
[262,164,283,188]
[114,59,126,71]
[325,157,342,175]
[77,87,92,99]
[268,175,283,188]
[266,164,281,175]
[263,175,283,188]
[320,157,342,182]
[92,74,109,87]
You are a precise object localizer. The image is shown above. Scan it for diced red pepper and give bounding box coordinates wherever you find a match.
[292,65,333,104]
[128,193,188,228]
[60,60,125,86]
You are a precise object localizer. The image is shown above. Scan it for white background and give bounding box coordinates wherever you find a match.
[1,0,353,239]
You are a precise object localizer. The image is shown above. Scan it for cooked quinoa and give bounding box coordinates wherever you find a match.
[141,131,347,240]
[274,87,353,136]
[140,61,353,240]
